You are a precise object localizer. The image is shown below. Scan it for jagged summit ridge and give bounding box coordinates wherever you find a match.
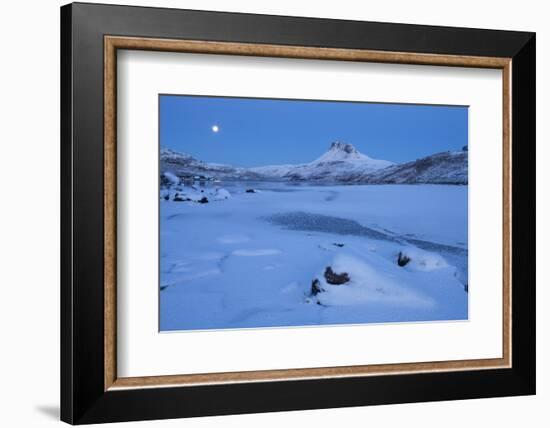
[313,141,373,163]
[328,141,363,156]
[331,141,354,151]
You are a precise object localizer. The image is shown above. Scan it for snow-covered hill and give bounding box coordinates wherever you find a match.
[358,150,468,185]
[250,141,393,181]
[160,143,467,185]
[160,148,264,181]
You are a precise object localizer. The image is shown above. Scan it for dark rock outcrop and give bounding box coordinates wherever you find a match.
[397,251,411,267]
[324,267,350,285]
[310,279,323,296]
[173,193,189,202]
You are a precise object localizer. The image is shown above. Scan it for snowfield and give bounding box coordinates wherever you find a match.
[160,181,468,331]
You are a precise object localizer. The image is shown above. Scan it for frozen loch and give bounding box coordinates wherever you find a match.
[159,182,468,331]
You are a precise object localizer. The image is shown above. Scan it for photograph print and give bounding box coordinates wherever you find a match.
[159,95,468,332]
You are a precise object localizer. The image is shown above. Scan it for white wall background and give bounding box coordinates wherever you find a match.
[0,0,546,426]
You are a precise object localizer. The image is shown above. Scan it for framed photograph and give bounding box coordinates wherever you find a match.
[61,2,536,424]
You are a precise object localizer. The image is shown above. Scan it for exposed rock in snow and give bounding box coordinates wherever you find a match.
[398,247,449,272]
[313,254,434,308]
[310,279,323,296]
[397,251,411,267]
[324,266,350,285]
[165,186,230,204]
[173,193,190,202]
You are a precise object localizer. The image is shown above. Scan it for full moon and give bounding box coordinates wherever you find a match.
[212,125,219,133]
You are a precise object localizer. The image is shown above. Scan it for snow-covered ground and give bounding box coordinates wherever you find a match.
[160,181,468,331]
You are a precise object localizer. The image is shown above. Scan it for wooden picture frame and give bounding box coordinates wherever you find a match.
[61,2,535,424]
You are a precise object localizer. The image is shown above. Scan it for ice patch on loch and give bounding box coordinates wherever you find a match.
[232,249,282,257]
[218,235,251,244]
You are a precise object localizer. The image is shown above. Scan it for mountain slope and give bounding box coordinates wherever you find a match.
[160,143,467,185]
[160,148,263,180]
[250,142,394,181]
[358,150,468,185]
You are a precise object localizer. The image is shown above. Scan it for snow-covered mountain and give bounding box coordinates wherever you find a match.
[160,148,264,180]
[160,143,467,184]
[250,142,394,181]
[359,150,468,185]
[314,141,384,163]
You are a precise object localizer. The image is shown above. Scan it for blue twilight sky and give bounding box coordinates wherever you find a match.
[160,95,468,167]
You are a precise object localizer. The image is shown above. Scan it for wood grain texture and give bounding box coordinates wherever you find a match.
[104,37,117,391]
[111,357,508,389]
[103,36,512,390]
[502,62,513,367]
[106,36,510,68]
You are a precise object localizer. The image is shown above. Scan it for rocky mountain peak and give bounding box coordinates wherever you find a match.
[329,141,358,154]
[313,141,373,164]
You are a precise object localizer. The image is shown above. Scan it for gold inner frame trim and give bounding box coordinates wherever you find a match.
[104,35,512,391]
